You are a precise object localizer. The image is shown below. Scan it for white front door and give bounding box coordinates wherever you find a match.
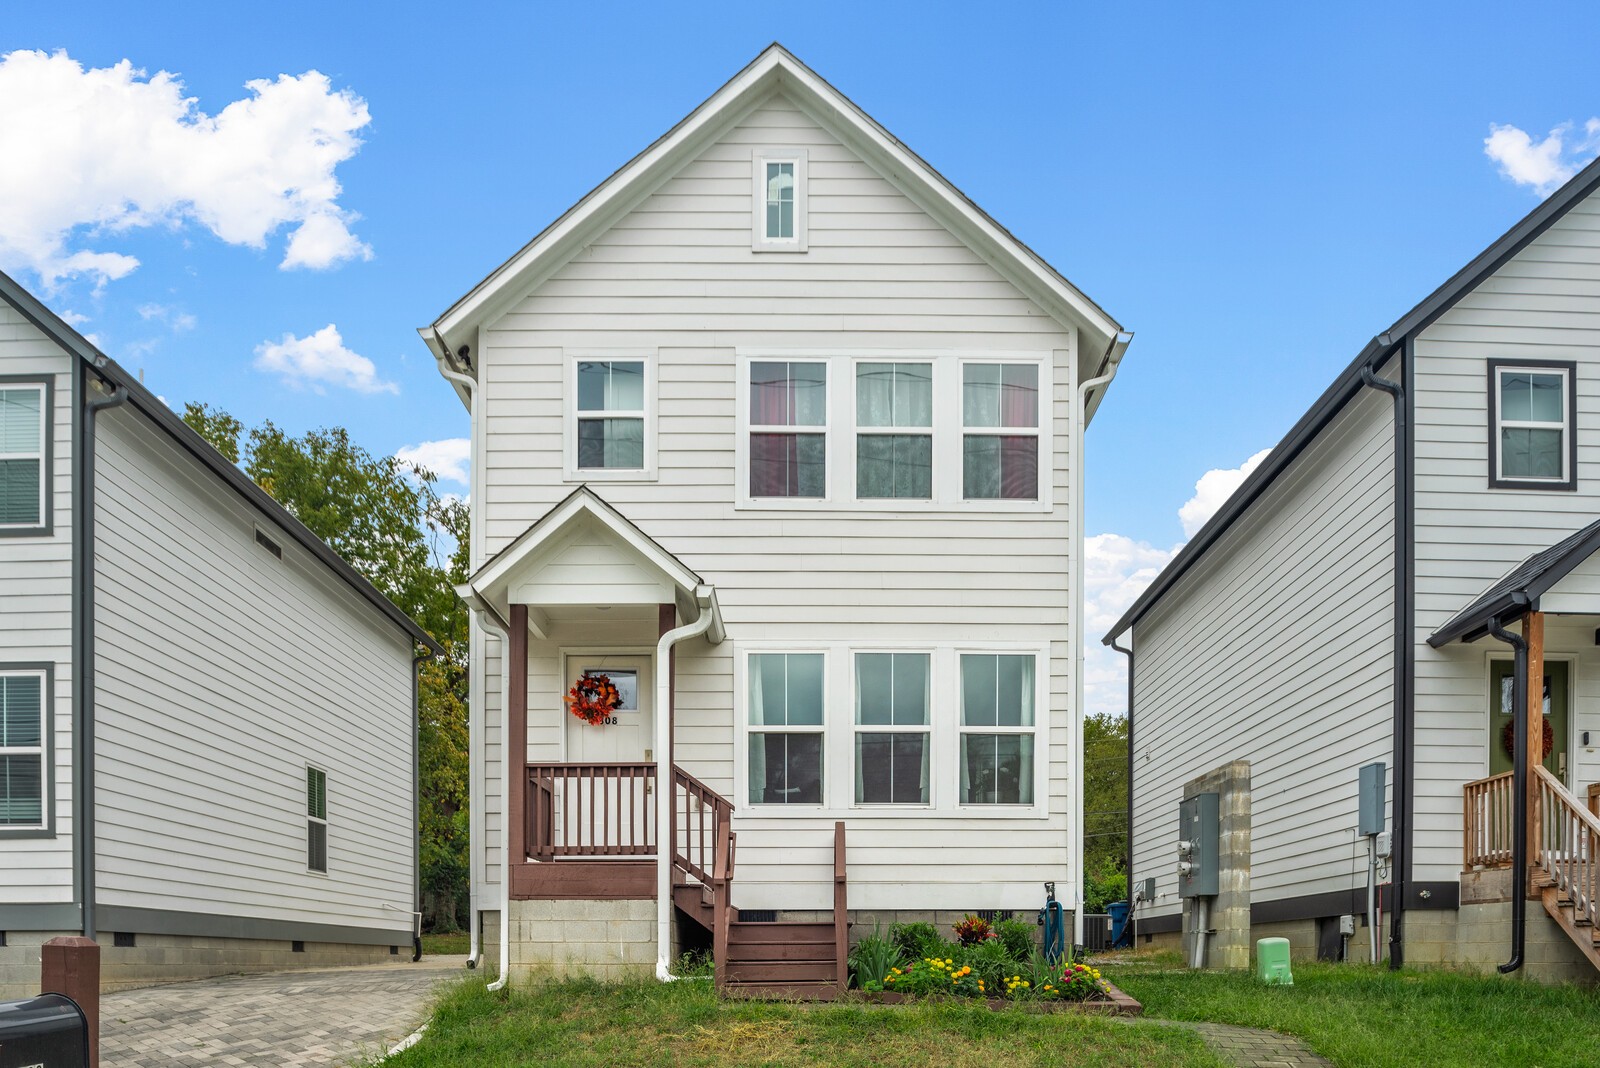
[564,654,654,764]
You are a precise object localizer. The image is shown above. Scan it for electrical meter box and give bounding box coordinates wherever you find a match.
[1358,761,1386,837]
[1177,792,1219,898]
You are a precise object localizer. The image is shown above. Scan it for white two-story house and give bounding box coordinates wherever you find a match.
[426,45,1130,996]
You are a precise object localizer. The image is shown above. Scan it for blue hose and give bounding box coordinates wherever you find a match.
[1039,900,1066,962]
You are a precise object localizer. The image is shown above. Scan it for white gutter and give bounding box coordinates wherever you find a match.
[1072,332,1131,948]
[433,344,486,972]
[472,604,514,991]
[654,586,724,981]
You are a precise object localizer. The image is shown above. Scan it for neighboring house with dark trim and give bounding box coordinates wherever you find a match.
[425,44,1131,995]
[0,270,439,997]
[1106,154,1600,982]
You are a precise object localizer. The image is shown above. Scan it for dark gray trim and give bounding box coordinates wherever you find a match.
[0,267,439,655]
[93,905,411,947]
[1104,150,1600,644]
[69,357,81,914]
[1137,881,1462,936]
[0,903,80,930]
[0,373,52,536]
[1486,358,1579,492]
[0,662,55,839]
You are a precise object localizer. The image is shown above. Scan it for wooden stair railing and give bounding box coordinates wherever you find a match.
[833,820,848,996]
[1464,771,1515,869]
[1532,767,1600,971]
[670,766,737,990]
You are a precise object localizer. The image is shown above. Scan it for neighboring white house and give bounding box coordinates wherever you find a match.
[0,270,438,997]
[1106,155,1600,983]
[426,45,1131,995]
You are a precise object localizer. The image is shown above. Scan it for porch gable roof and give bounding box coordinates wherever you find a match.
[1428,517,1600,646]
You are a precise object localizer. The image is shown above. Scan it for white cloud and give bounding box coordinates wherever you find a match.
[1177,448,1272,537]
[253,324,397,395]
[396,438,470,485]
[1484,119,1600,197]
[137,302,196,331]
[0,49,372,286]
[1086,447,1271,719]
[59,309,89,326]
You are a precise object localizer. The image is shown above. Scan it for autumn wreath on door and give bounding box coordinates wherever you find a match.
[567,672,623,726]
[1501,717,1555,761]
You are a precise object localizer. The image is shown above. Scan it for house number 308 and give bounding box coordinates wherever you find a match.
[602,715,619,725]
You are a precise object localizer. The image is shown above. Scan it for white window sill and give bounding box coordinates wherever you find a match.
[564,468,659,483]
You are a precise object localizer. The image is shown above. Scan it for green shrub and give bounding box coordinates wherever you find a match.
[888,921,942,961]
[1083,861,1128,914]
[956,938,1015,991]
[848,925,903,990]
[994,918,1036,961]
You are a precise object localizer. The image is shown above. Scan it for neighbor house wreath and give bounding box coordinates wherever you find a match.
[1501,717,1555,761]
[567,672,622,726]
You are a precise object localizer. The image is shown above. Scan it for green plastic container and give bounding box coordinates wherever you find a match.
[1256,937,1293,985]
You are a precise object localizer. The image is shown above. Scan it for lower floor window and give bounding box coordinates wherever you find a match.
[748,733,823,804]
[307,766,328,873]
[0,671,44,828]
[960,733,1034,805]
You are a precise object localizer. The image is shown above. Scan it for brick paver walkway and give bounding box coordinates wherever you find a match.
[100,955,467,1067]
[1146,1019,1334,1068]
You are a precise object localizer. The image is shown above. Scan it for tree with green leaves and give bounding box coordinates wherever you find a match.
[1082,711,1129,911]
[182,403,471,931]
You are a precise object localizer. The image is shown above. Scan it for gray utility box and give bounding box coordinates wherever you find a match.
[1177,792,1220,898]
[0,993,89,1068]
[1358,761,1386,837]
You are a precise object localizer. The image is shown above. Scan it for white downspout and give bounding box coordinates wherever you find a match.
[435,343,486,971]
[655,587,721,981]
[1073,332,1129,949]
[475,607,514,991]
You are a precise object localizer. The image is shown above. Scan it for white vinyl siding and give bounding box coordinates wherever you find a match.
[476,90,1082,911]
[1129,383,1397,922]
[91,407,416,934]
[0,306,73,896]
[1412,190,1600,884]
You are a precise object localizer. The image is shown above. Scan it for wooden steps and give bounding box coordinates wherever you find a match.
[721,919,844,997]
[1540,885,1600,969]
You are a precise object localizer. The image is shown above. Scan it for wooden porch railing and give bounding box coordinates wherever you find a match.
[1463,770,1515,869]
[1536,765,1600,930]
[526,762,656,858]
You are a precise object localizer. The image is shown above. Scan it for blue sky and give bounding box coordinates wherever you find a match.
[3,2,1595,711]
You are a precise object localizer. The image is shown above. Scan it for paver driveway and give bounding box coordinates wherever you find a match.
[100,954,467,1067]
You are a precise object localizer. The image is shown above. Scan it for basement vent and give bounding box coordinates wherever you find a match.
[255,528,283,559]
[113,932,135,948]
[977,910,1014,923]
[390,945,400,956]
[0,931,7,947]
[292,940,305,953]
[737,909,777,923]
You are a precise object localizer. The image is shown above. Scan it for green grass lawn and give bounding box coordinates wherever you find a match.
[1111,956,1600,1068]
[419,931,470,956]
[384,975,1225,1067]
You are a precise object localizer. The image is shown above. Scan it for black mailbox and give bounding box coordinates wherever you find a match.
[0,993,89,1068]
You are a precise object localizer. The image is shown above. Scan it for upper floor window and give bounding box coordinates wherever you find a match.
[856,363,932,499]
[0,669,46,830]
[962,363,1040,500]
[749,361,826,498]
[566,356,654,481]
[752,150,808,252]
[0,384,46,532]
[1489,359,1576,490]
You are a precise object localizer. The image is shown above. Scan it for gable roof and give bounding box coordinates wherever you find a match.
[1427,519,1600,647]
[420,43,1131,418]
[0,268,440,654]
[1104,153,1600,646]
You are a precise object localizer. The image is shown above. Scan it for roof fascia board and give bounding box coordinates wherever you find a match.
[471,487,702,597]
[0,269,440,653]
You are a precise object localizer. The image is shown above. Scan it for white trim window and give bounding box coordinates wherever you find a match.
[747,652,825,805]
[307,766,328,873]
[568,357,651,478]
[752,149,808,252]
[0,670,45,829]
[962,362,1041,500]
[1492,362,1572,486]
[959,653,1036,805]
[749,361,828,498]
[0,384,45,529]
[854,652,931,805]
[856,362,933,499]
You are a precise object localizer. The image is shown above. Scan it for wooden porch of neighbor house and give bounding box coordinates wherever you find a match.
[1460,610,1600,973]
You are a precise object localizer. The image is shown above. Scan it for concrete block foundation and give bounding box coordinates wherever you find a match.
[507,898,656,981]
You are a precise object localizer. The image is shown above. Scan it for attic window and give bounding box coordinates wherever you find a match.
[752,150,808,252]
[255,528,283,559]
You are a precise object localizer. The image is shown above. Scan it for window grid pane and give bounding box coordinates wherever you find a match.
[1496,367,1568,482]
[576,361,644,413]
[749,732,822,804]
[963,436,1038,500]
[0,674,44,827]
[577,417,645,469]
[857,434,932,499]
[765,162,795,240]
[0,753,42,825]
[960,733,1034,805]
[963,364,1038,429]
[0,389,42,454]
[855,733,930,804]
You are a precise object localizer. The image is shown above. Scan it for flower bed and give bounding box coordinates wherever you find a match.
[847,916,1142,1016]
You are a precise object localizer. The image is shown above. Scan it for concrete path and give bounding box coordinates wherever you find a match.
[100,955,468,1067]
[1144,1019,1335,1068]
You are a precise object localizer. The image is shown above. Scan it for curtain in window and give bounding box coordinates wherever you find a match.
[750,433,825,497]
